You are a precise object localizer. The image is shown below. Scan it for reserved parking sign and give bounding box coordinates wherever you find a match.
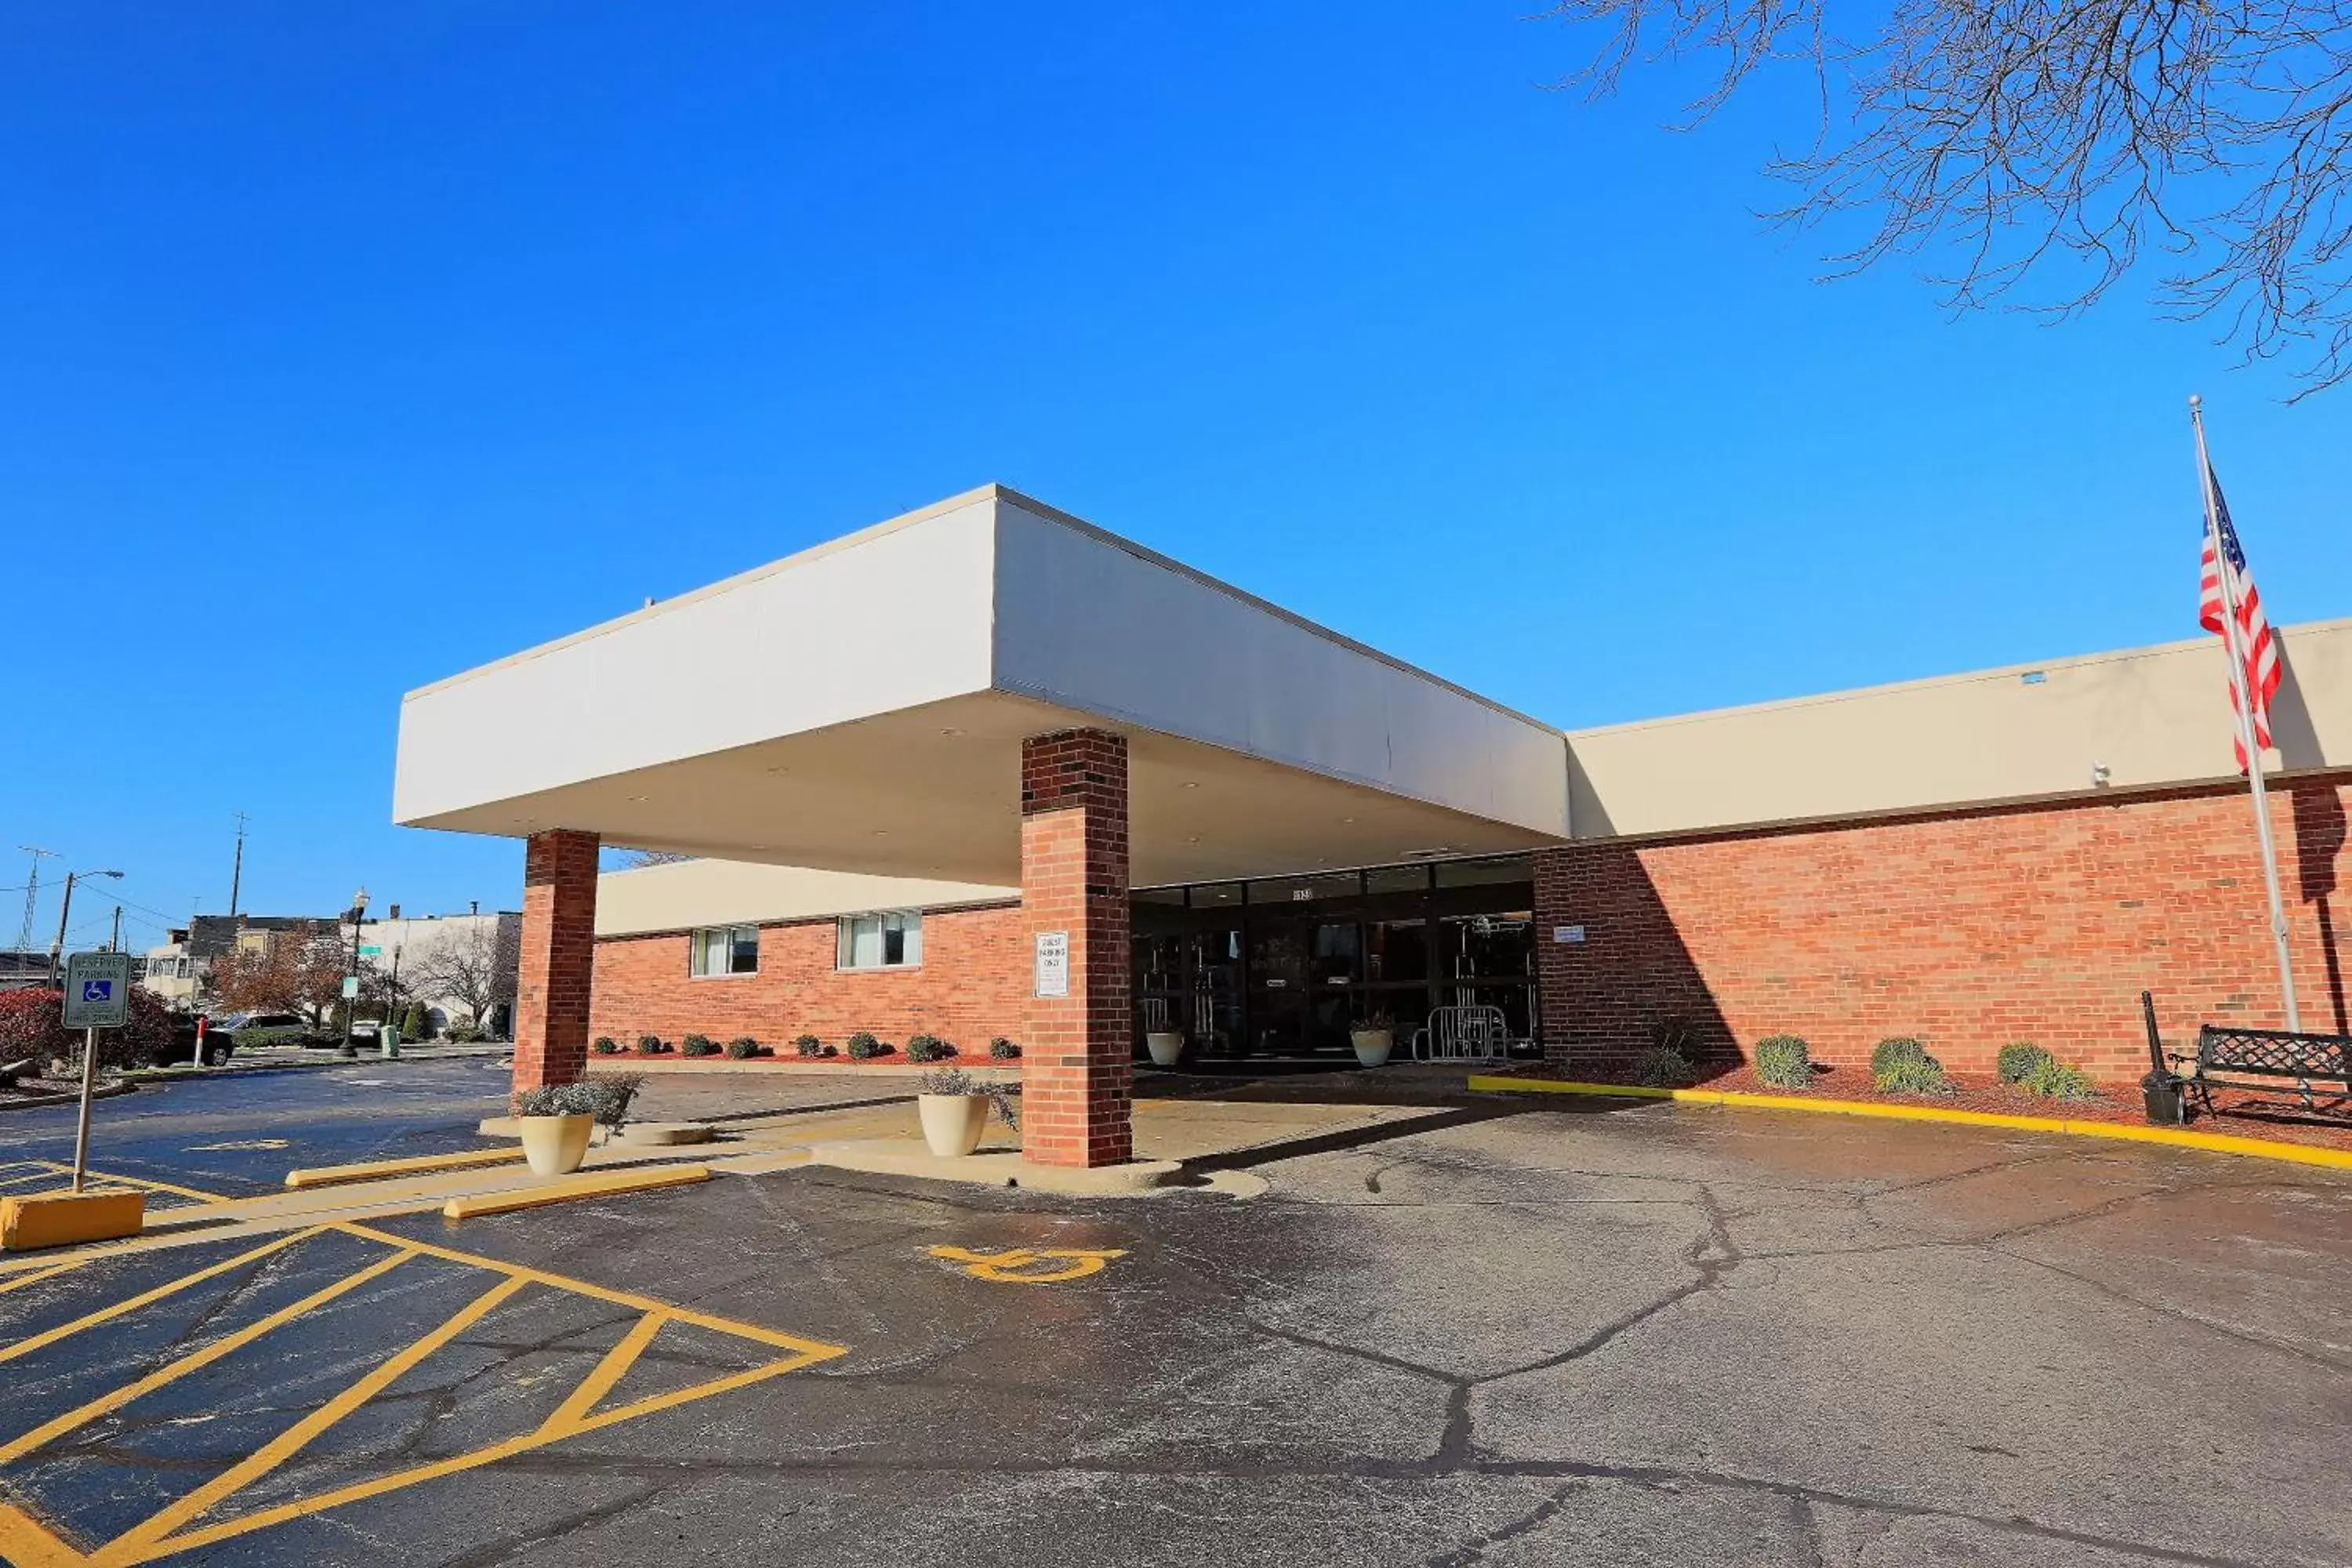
[62,951,132,1029]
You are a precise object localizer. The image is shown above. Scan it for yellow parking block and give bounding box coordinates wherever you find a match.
[284,1147,527,1189]
[0,1189,146,1252]
[441,1163,711,1220]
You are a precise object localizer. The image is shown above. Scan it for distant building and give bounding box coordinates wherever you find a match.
[0,950,55,994]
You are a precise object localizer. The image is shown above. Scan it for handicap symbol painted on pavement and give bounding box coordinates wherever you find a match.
[927,1245,1127,1284]
[82,980,113,1002]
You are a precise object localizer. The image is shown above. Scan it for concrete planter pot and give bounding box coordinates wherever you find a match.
[917,1094,990,1157]
[517,1113,595,1177]
[1350,1029,1396,1068]
[1145,1031,1186,1067]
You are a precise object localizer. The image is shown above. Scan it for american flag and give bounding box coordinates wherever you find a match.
[2198,464,2280,771]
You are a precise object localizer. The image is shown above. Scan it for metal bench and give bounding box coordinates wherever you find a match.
[1410,1004,1510,1065]
[2143,992,2352,1120]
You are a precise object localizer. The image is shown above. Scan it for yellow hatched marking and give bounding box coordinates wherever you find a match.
[99,1273,532,1565]
[0,1497,86,1568]
[0,1260,89,1298]
[0,1250,416,1464]
[536,1309,666,1436]
[332,1221,838,1352]
[27,1163,222,1206]
[0,1229,322,1370]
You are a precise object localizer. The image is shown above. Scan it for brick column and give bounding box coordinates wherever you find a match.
[513,829,600,1094]
[1020,730,1133,1167]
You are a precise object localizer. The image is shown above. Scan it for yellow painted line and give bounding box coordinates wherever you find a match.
[329,1220,843,1354]
[103,1273,531,1564]
[27,1163,221,1205]
[0,1259,89,1297]
[1468,1076,2352,1171]
[0,1497,86,1568]
[282,1148,526,1190]
[536,1309,665,1436]
[0,1249,416,1464]
[437,1163,711,1220]
[0,1228,325,1370]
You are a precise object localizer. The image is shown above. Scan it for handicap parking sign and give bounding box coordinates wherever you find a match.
[62,952,131,1028]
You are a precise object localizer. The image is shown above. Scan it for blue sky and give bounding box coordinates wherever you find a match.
[4,2,2346,949]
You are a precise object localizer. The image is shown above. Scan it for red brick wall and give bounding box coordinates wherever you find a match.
[514,829,600,1092]
[590,902,1026,1051]
[1536,776,2352,1083]
[1019,729,1134,1167]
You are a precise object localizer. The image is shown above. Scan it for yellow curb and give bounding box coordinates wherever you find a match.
[1,1190,147,1252]
[441,1163,710,1220]
[1466,1075,2352,1172]
[285,1148,528,1190]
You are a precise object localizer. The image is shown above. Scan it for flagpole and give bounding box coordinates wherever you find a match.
[2189,394,2302,1033]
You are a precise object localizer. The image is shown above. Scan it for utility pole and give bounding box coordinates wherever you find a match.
[16,846,57,953]
[108,906,122,953]
[227,811,249,919]
[47,868,123,986]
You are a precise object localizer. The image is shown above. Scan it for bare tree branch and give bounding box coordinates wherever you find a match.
[1540,0,2352,395]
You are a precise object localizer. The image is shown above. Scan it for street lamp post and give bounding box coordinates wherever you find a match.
[339,885,369,1059]
[46,868,124,986]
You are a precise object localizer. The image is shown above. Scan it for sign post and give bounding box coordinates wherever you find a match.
[62,950,131,1195]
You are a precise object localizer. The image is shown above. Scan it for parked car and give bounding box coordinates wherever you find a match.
[167,1016,236,1069]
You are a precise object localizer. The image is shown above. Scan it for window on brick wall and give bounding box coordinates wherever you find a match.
[837,910,922,970]
[690,925,760,977]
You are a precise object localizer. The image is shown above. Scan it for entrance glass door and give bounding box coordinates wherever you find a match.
[1246,923,1306,1056]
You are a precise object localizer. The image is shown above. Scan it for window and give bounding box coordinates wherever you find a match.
[690,925,760,977]
[837,909,922,970]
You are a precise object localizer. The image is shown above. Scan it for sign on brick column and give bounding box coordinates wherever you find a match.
[513,829,600,1094]
[1020,729,1133,1167]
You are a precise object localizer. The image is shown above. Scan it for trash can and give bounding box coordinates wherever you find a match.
[380,1026,401,1061]
[2140,1070,2183,1126]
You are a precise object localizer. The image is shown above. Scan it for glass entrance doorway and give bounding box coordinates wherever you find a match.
[1132,856,1538,1063]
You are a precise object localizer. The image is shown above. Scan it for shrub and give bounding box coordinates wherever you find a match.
[1874,1042,1953,1095]
[1630,1044,1693,1087]
[591,1036,622,1056]
[0,986,175,1072]
[821,1044,838,1057]
[845,1032,888,1060]
[794,1034,822,1058]
[2018,1055,2098,1099]
[724,1036,760,1060]
[634,1034,667,1056]
[681,1034,719,1058]
[906,1033,956,1063]
[445,1022,487,1044]
[1871,1036,1930,1075]
[989,1036,1020,1060]
[1997,1042,2055,1083]
[400,1001,431,1040]
[1753,1034,1812,1089]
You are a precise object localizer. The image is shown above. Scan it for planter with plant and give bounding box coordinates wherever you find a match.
[914,1067,1019,1157]
[512,1072,648,1176]
[1348,1008,1396,1068]
[1144,1023,1185,1067]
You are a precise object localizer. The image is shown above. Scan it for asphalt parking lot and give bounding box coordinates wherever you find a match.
[1,1062,2347,1567]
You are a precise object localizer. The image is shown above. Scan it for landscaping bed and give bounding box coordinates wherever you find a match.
[1515,1060,2352,1156]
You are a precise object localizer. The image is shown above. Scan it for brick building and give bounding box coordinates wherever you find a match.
[393,485,2352,1165]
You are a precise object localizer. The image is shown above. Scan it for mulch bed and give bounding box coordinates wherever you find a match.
[1519,1062,2352,1157]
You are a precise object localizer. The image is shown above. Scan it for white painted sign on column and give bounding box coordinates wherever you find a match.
[1033,931,1069,997]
